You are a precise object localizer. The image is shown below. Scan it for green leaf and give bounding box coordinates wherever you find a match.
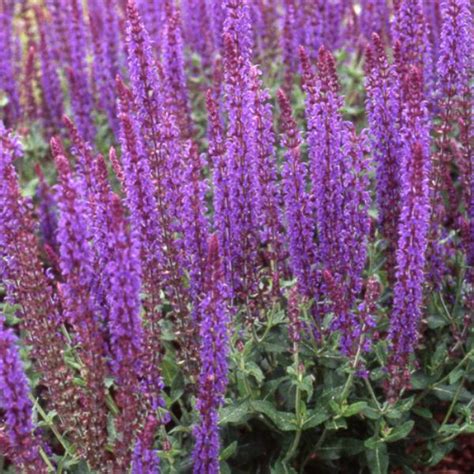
[325,417,348,431]
[374,342,388,365]
[219,461,232,474]
[264,376,290,395]
[362,406,382,420]
[438,424,462,435]
[302,408,330,429]
[220,441,238,461]
[343,401,368,417]
[161,355,179,386]
[412,407,433,419]
[396,396,415,413]
[251,400,297,431]
[365,443,388,474]
[219,402,251,425]
[427,315,448,329]
[384,420,414,443]
[297,375,315,401]
[449,368,465,385]
[246,361,265,383]
[433,384,472,402]
[364,436,384,450]
[270,459,298,474]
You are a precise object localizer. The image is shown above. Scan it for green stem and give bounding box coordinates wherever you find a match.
[364,378,383,412]
[31,395,76,458]
[299,428,327,474]
[340,331,364,403]
[239,353,253,399]
[39,447,55,472]
[415,350,473,404]
[284,349,303,463]
[439,360,471,430]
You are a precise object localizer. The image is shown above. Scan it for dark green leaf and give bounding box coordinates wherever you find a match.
[251,400,297,431]
[219,402,251,425]
[384,420,414,443]
[302,408,330,429]
[343,401,368,417]
[220,441,238,461]
[365,443,388,474]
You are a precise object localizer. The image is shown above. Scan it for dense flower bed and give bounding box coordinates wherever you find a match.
[0,0,472,473]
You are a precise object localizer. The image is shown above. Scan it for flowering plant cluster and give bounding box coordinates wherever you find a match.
[0,0,473,473]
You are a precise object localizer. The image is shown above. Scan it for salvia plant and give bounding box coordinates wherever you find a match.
[0,0,473,473]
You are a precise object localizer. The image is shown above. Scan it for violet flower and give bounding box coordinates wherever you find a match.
[435,0,472,220]
[206,0,225,51]
[34,165,58,252]
[0,2,20,126]
[181,142,210,315]
[301,47,370,352]
[359,0,390,43]
[388,66,431,394]
[193,236,230,474]
[103,194,146,470]
[181,0,213,67]
[278,90,316,299]
[365,34,402,276]
[65,0,95,142]
[248,65,284,285]
[392,0,433,90]
[0,123,81,449]
[54,149,109,469]
[0,316,45,473]
[125,1,187,311]
[34,6,63,131]
[161,4,193,139]
[221,0,258,296]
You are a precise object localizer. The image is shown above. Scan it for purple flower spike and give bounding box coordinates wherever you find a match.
[162,4,193,139]
[34,6,63,131]
[193,235,230,474]
[34,165,58,253]
[365,34,402,276]
[131,416,160,474]
[221,2,258,296]
[182,0,212,65]
[301,46,370,351]
[181,142,209,314]
[435,0,473,221]
[248,66,284,287]
[359,0,390,43]
[0,316,45,473]
[388,67,431,395]
[206,0,225,52]
[278,89,316,299]
[0,2,20,126]
[65,0,95,142]
[392,0,433,90]
[54,147,109,469]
